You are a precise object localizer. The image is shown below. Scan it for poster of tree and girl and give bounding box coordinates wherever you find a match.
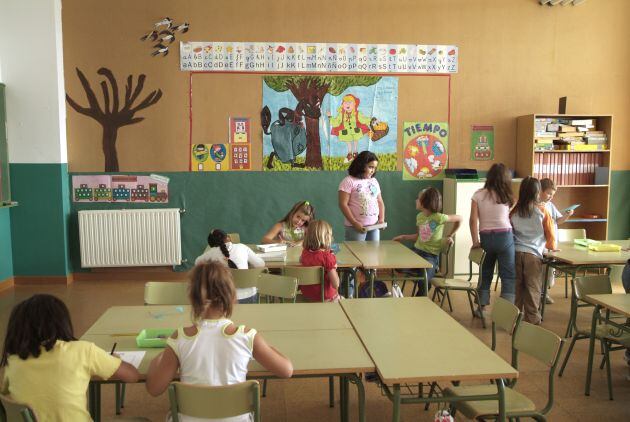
[261,75,398,171]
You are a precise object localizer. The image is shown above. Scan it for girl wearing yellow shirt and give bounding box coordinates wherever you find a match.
[1,294,139,422]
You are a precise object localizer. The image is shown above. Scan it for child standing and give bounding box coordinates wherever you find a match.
[511,176,556,325]
[300,220,341,302]
[261,201,315,246]
[470,163,516,309]
[146,262,293,421]
[195,229,265,304]
[539,178,574,304]
[338,150,385,241]
[1,294,139,421]
[393,188,462,296]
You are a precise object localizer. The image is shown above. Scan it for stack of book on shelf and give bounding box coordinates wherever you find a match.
[533,118,608,151]
[533,152,603,185]
[256,243,287,262]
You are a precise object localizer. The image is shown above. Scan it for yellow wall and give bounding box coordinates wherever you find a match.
[63,0,630,172]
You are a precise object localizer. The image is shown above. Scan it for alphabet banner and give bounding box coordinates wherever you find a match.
[180,42,458,74]
[402,122,449,180]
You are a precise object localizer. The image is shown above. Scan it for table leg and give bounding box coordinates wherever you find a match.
[392,383,401,422]
[540,261,550,320]
[343,376,350,422]
[339,376,346,422]
[349,374,365,422]
[89,381,102,422]
[88,382,95,419]
[585,304,600,396]
[423,269,429,297]
[369,269,376,298]
[496,378,506,422]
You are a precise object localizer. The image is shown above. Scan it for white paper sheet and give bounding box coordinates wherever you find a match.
[114,351,146,369]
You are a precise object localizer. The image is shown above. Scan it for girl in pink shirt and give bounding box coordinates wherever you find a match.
[470,163,516,312]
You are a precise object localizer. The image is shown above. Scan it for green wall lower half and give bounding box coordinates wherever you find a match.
[609,170,630,240]
[69,171,440,272]
[10,163,71,276]
[64,169,629,273]
[0,207,13,281]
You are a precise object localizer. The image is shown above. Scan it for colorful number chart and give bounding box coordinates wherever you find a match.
[72,175,169,203]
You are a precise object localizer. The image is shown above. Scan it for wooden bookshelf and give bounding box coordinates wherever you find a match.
[516,114,612,240]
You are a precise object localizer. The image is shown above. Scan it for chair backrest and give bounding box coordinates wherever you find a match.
[490,297,522,351]
[436,240,453,277]
[257,274,298,303]
[574,275,612,301]
[283,266,325,302]
[558,228,586,242]
[468,247,485,266]
[0,394,37,422]
[168,381,260,422]
[144,281,189,305]
[608,265,625,291]
[229,268,265,289]
[227,233,241,243]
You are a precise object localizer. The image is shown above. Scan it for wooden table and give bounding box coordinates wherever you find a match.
[83,303,373,422]
[344,240,433,297]
[542,240,630,329]
[341,297,518,422]
[249,244,362,269]
[583,294,630,398]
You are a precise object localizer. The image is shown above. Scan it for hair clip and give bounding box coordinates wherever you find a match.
[304,201,310,206]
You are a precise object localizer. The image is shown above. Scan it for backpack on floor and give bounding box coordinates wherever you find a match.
[358,281,389,298]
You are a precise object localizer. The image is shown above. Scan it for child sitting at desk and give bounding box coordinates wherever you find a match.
[393,187,462,296]
[146,262,293,422]
[195,229,265,304]
[261,200,315,246]
[1,294,140,421]
[300,220,341,302]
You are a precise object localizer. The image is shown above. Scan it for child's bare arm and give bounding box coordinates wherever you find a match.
[556,209,574,225]
[328,267,340,290]
[446,214,462,238]
[252,333,293,378]
[376,194,385,224]
[261,222,283,244]
[111,361,140,383]
[392,233,419,242]
[146,346,179,396]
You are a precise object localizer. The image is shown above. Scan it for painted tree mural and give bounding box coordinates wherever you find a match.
[263,75,381,169]
[66,67,162,172]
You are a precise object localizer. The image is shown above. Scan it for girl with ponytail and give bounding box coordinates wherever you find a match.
[195,229,265,303]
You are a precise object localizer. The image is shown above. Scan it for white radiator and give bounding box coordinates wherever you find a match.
[78,209,182,268]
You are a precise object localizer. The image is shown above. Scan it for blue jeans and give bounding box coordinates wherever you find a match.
[343,226,380,297]
[478,231,516,305]
[398,247,439,296]
[238,293,259,304]
[344,226,380,241]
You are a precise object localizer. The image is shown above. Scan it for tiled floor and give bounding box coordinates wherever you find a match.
[0,279,628,421]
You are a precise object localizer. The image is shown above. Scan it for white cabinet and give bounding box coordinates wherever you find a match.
[443,179,484,275]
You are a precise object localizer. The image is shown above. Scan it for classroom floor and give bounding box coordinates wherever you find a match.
[0,279,629,421]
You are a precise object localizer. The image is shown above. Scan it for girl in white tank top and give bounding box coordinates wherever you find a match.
[145,262,293,421]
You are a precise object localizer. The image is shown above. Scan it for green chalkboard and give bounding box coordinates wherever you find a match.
[69,171,441,272]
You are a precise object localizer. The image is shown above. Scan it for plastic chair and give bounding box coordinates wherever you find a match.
[283,266,326,303]
[168,381,260,422]
[490,297,522,353]
[0,394,36,422]
[227,233,241,243]
[257,273,298,303]
[431,247,486,328]
[229,268,266,290]
[558,275,630,400]
[144,281,189,305]
[445,322,564,421]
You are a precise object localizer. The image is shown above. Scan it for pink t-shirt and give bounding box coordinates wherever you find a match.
[472,188,512,231]
[338,175,381,226]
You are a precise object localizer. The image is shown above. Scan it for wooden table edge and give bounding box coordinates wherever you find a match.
[584,294,630,317]
[377,370,519,385]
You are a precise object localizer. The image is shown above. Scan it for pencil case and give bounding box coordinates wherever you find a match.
[574,238,601,247]
[136,328,175,348]
[588,244,622,252]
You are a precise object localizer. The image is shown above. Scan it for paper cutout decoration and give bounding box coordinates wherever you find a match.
[262,76,398,171]
[402,122,449,180]
[230,144,251,170]
[192,144,229,171]
[471,125,494,161]
[72,175,168,203]
[66,68,162,172]
[140,18,189,57]
[229,117,250,143]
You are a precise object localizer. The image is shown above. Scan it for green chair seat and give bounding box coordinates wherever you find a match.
[444,384,536,418]
[431,277,472,289]
[574,325,630,348]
